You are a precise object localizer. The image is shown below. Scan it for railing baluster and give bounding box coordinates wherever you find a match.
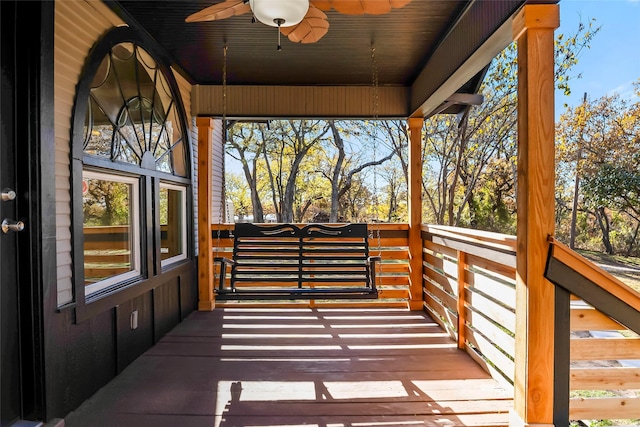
[553,285,570,426]
[457,250,467,350]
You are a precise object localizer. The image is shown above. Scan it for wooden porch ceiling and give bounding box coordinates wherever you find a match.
[64,308,513,426]
[110,0,558,118]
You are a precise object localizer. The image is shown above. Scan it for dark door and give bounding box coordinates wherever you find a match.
[0,2,23,423]
[0,2,42,424]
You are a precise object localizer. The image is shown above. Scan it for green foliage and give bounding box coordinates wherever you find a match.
[83,179,130,226]
[582,164,640,216]
[556,81,640,255]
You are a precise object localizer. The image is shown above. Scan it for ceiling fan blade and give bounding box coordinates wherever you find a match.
[185,0,250,23]
[311,0,412,15]
[280,6,329,43]
[309,0,333,11]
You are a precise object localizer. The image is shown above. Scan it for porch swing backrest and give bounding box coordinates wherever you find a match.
[214,223,380,300]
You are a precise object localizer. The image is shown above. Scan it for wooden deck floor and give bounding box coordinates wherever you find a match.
[64,308,513,426]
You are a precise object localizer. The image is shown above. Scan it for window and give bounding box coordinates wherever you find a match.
[82,171,141,294]
[71,29,192,304]
[82,42,188,176]
[160,183,187,265]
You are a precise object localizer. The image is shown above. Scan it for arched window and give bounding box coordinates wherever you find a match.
[82,42,187,175]
[72,28,192,302]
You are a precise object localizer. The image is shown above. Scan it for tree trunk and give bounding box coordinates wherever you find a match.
[249,160,264,222]
[625,221,640,257]
[569,148,582,249]
[239,155,264,223]
[328,121,345,222]
[595,206,614,254]
[447,111,469,226]
[261,128,279,222]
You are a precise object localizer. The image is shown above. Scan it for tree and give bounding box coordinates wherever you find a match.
[556,83,640,254]
[266,120,331,222]
[319,120,395,222]
[225,172,252,221]
[420,18,599,231]
[380,159,407,222]
[226,122,267,222]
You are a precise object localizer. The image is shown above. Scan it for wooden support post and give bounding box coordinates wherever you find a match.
[408,118,424,311]
[511,5,559,427]
[457,251,467,350]
[197,117,215,311]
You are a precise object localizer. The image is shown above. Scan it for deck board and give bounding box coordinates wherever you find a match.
[64,308,512,426]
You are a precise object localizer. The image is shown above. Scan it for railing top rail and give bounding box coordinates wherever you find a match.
[548,237,640,313]
[421,224,517,254]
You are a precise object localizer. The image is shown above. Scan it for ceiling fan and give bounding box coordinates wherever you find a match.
[186,0,413,50]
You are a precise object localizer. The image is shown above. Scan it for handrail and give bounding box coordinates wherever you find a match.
[547,237,640,314]
[423,224,517,251]
[422,224,516,269]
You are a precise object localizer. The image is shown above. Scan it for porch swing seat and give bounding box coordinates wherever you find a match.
[214,223,380,300]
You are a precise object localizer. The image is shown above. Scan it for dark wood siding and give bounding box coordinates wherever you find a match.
[116,293,155,373]
[47,268,197,418]
[153,278,182,340]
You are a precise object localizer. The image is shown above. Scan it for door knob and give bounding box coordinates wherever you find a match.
[2,219,25,234]
[1,188,16,201]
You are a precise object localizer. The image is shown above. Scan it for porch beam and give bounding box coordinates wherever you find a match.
[192,85,408,118]
[511,4,559,427]
[197,117,215,311]
[408,118,424,310]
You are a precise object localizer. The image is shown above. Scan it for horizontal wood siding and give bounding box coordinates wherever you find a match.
[173,71,199,253]
[421,225,517,393]
[211,223,410,308]
[193,85,408,118]
[54,0,125,305]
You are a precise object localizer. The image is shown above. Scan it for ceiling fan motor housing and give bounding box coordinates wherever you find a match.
[249,0,309,27]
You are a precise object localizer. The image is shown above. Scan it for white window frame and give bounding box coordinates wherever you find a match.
[83,170,141,295]
[160,182,188,266]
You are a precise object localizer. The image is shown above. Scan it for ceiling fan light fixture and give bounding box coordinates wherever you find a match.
[249,0,309,27]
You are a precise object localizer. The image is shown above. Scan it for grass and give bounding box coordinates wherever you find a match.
[577,249,640,293]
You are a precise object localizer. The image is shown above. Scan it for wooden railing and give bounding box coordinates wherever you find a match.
[546,238,640,425]
[210,223,411,308]
[421,225,517,392]
[421,225,640,423]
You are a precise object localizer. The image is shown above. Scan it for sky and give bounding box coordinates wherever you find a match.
[555,0,640,112]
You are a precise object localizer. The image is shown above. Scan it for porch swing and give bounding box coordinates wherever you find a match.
[213,44,383,301]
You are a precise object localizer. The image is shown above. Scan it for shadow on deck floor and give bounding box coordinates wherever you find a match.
[64,308,513,426]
